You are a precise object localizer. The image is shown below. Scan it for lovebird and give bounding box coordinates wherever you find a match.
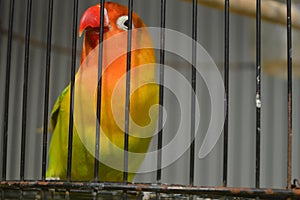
[46,2,159,182]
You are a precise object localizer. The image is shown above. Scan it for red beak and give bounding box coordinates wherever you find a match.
[79,4,109,37]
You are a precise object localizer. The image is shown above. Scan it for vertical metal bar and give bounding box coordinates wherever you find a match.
[223,0,229,187]
[42,0,54,181]
[189,0,197,186]
[2,0,14,181]
[255,0,261,189]
[65,190,70,200]
[157,0,166,184]
[67,0,79,182]
[92,191,97,200]
[41,190,45,200]
[20,0,33,181]
[123,0,134,184]
[94,0,106,182]
[286,0,292,190]
[19,190,23,200]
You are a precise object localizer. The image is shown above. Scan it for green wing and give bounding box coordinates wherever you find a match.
[47,85,71,179]
[50,85,70,130]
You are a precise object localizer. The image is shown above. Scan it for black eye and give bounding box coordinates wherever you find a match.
[117,15,134,31]
[123,20,129,29]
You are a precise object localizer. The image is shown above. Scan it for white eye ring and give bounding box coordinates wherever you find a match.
[116,15,134,31]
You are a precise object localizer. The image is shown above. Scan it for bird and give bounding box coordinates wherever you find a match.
[46,2,158,182]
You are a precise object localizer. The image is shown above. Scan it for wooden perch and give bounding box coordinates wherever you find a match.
[183,0,300,31]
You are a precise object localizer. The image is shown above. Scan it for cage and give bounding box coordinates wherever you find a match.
[0,0,300,199]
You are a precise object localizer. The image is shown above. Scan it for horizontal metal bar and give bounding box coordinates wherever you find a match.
[1,181,300,199]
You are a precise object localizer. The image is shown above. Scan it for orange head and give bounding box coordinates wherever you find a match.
[79,2,148,63]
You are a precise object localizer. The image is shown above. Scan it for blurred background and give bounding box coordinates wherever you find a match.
[0,0,300,190]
